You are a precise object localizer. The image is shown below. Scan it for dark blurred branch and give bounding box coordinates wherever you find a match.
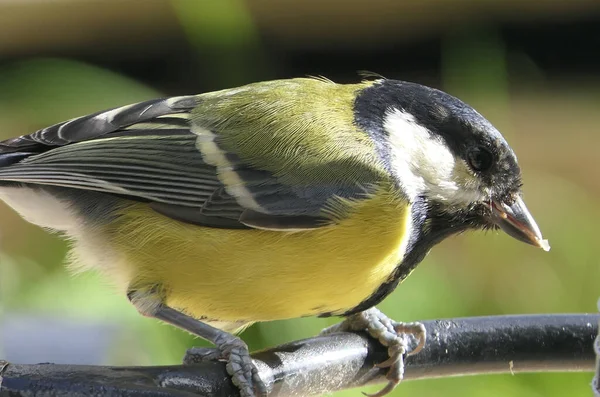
[594,301,600,396]
[0,314,597,397]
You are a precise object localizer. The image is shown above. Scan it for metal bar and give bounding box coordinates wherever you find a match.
[0,314,597,397]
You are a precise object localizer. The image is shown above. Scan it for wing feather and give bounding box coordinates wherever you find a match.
[0,96,197,153]
[0,80,387,230]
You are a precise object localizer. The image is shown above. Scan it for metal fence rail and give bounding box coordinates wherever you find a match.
[0,314,598,397]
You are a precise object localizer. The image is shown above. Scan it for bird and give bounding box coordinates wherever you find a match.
[0,77,549,396]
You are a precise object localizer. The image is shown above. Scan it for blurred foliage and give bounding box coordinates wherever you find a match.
[171,0,271,87]
[0,1,599,396]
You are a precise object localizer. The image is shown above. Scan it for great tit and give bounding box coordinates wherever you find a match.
[0,77,548,397]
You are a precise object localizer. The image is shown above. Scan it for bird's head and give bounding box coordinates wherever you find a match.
[355,79,549,250]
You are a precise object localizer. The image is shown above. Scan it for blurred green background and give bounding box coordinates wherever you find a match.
[0,0,599,396]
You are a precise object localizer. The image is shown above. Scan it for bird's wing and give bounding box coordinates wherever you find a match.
[0,83,386,230]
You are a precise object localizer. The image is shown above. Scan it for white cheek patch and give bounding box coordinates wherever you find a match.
[383,108,483,205]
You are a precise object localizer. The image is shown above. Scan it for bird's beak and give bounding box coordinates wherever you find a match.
[487,196,550,251]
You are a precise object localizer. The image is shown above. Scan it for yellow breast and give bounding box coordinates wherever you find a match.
[103,184,412,323]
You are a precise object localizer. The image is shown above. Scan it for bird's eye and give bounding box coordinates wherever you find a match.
[467,147,494,172]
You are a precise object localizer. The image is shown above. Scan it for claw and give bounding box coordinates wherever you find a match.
[184,343,267,397]
[320,307,426,397]
[375,350,402,368]
[394,322,426,356]
[408,336,426,356]
[362,380,397,397]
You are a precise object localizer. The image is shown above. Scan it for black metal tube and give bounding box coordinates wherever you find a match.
[594,301,600,396]
[0,314,597,397]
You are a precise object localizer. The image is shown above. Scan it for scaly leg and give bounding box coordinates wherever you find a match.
[128,288,266,397]
[321,307,426,397]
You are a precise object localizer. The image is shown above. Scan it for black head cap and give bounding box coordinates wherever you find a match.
[354,79,522,203]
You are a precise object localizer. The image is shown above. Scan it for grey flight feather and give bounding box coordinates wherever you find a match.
[0,96,197,152]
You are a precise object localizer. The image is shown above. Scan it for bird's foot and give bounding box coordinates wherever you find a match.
[321,307,426,397]
[184,339,267,397]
